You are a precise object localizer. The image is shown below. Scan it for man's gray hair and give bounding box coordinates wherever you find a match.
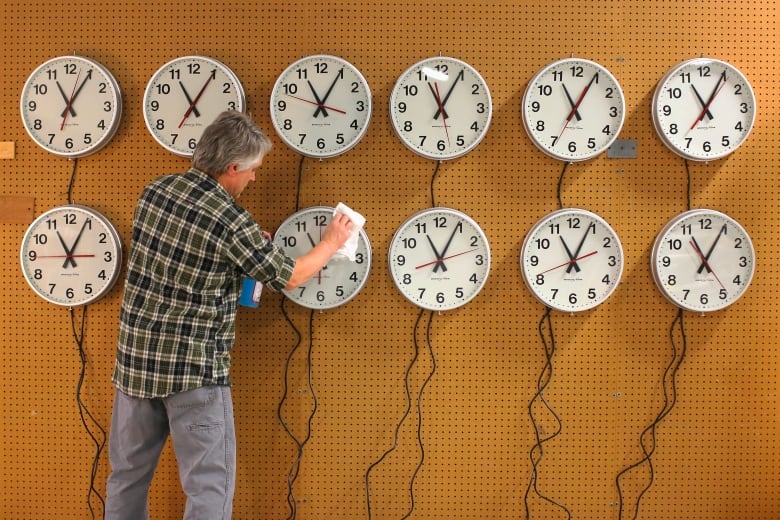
[192,110,272,178]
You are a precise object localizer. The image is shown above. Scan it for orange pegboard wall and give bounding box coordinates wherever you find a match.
[1,1,778,519]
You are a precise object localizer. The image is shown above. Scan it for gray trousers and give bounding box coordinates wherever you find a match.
[105,385,236,519]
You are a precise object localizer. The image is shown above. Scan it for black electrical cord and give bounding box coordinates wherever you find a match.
[401,310,437,520]
[523,307,571,519]
[302,307,318,453]
[556,161,570,210]
[523,161,573,518]
[69,305,106,520]
[430,160,442,207]
[294,155,305,212]
[365,158,445,517]
[684,159,692,211]
[277,296,302,519]
[67,158,78,205]
[277,298,318,520]
[364,308,426,519]
[66,157,105,519]
[615,309,687,520]
[615,155,692,518]
[276,153,313,519]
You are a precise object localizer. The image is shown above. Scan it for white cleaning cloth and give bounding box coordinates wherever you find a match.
[332,202,366,261]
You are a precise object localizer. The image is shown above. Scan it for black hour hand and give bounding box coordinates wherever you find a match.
[562,84,583,121]
[179,82,202,118]
[426,235,447,272]
[691,85,714,121]
[428,83,449,120]
[560,236,582,273]
[56,81,77,117]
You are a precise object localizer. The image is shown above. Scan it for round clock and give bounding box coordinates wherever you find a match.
[20,54,122,158]
[143,55,246,157]
[521,208,624,312]
[273,206,372,309]
[388,207,491,311]
[20,204,123,306]
[389,56,492,160]
[651,57,756,161]
[269,54,372,158]
[651,209,755,312]
[522,57,625,162]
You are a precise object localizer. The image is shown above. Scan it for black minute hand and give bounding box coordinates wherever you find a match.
[56,219,90,268]
[432,69,463,120]
[696,224,727,274]
[312,69,343,118]
[60,69,92,118]
[433,224,461,273]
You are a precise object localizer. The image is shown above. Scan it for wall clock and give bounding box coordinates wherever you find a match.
[20,204,123,306]
[389,56,492,160]
[522,57,625,162]
[143,55,245,157]
[521,208,623,312]
[269,54,372,158]
[651,57,756,161]
[273,206,371,309]
[651,209,755,312]
[20,54,122,158]
[388,207,491,311]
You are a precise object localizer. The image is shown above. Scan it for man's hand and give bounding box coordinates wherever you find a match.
[321,213,352,249]
[284,214,353,289]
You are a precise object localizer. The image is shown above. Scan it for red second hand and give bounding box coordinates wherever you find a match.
[433,82,451,145]
[539,250,598,275]
[689,72,726,131]
[415,248,477,270]
[689,240,725,290]
[555,73,597,142]
[60,69,82,130]
[179,72,214,128]
[287,94,347,115]
[37,254,95,259]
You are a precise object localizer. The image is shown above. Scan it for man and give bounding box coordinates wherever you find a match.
[105,110,352,519]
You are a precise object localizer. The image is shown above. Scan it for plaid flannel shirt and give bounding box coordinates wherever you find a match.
[112,168,294,398]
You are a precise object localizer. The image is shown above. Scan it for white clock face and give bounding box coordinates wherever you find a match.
[651,209,755,312]
[273,207,371,309]
[20,55,122,158]
[651,58,756,161]
[521,208,623,312]
[389,56,492,160]
[522,58,625,162]
[143,55,245,157]
[20,204,123,306]
[270,54,372,158]
[388,208,491,311]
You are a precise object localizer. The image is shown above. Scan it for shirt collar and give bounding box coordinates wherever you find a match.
[188,167,234,201]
